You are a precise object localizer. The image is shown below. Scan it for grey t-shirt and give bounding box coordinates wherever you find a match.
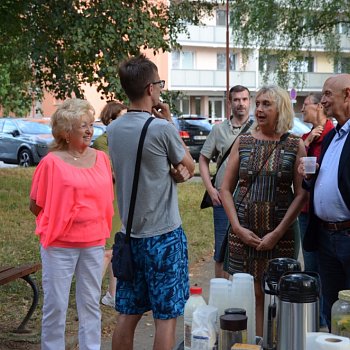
[200,119,253,190]
[107,112,185,238]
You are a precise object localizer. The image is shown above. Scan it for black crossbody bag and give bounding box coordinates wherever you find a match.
[111,117,154,281]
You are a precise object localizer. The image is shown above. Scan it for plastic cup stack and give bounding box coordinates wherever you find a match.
[229,273,256,344]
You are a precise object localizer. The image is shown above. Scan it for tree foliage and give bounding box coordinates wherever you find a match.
[0,0,214,115]
[230,0,350,88]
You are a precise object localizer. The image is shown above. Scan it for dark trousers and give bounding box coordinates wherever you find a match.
[317,223,350,330]
[299,213,327,327]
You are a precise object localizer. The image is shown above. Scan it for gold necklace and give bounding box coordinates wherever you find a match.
[67,150,86,161]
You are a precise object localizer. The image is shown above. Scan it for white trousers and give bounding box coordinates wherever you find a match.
[40,246,104,350]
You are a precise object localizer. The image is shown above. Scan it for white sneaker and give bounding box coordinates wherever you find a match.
[101,291,115,308]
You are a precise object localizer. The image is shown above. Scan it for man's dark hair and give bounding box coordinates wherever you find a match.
[229,85,250,101]
[119,54,158,102]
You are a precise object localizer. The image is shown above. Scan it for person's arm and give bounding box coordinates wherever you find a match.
[199,154,221,206]
[256,139,308,251]
[220,139,262,248]
[303,125,324,148]
[29,198,42,217]
[174,146,195,179]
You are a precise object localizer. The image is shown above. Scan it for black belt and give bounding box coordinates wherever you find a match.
[319,218,350,231]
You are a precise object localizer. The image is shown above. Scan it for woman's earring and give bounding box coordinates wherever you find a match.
[66,138,70,144]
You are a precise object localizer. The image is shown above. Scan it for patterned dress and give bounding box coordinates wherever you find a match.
[224,133,300,279]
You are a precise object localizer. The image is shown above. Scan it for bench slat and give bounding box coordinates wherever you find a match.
[0,266,12,274]
[0,263,42,286]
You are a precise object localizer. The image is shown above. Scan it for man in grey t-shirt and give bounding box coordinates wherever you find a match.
[199,85,252,278]
[107,54,194,350]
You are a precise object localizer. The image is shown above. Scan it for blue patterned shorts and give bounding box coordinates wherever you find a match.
[116,226,189,319]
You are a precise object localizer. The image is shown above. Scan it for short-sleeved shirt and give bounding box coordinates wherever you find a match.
[200,118,253,190]
[107,112,185,238]
[30,151,114,248]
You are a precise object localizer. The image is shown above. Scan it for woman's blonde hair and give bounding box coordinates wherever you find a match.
[253,85,294,134]
[50,98,95,151]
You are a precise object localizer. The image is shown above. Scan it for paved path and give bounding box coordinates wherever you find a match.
[100,254,215,350]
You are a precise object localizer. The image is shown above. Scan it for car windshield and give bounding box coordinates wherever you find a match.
[18,121,52,134]
[93,126,105,137]
[291,118,311,136]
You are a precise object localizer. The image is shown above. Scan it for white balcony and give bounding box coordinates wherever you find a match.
[258,72,336,91]
[170,69,256,90]
[177,25,230,47]
[170,69,336,92]
[177,25,350,51]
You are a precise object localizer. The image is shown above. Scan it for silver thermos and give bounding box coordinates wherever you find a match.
[262,258,301,350]
[276,272,320,350]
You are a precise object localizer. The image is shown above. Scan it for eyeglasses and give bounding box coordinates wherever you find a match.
[145,80,165,89]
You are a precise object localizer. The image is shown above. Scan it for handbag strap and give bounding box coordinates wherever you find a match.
[125,116,154,243]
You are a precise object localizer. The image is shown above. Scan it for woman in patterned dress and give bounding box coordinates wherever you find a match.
[220,86,307,336]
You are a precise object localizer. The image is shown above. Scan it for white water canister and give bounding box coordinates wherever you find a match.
[184,285,207,350]
[229,273,256,344]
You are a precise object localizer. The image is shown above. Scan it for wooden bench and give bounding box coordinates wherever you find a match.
[0,263,42,333]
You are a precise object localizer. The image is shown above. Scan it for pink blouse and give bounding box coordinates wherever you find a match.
[30,151,114,248]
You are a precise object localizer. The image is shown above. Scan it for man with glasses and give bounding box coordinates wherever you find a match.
[107,54,194,350]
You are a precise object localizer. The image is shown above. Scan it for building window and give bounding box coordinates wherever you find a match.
[334,57,350,73]
[216,10,233,26]
[259,55,278,72]
[174,98,190,114]
[217,53,237,71]
[288,57,314,73]
[259,55,314,73]
[208,98,225,122]
[172,51,194,69]
[216,10,226,26]
[335,23,350,34]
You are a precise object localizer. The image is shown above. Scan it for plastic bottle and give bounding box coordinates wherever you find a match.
[331,289,350,338]
[184,285,207,350]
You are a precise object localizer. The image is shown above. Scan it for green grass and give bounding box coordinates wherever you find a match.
[194,161,216,177]
[0,168,213,336]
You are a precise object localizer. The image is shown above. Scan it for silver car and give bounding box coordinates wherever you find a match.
[0,118,53,167]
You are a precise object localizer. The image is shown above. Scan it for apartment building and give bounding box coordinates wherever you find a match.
[167,7,350,122]
[37,7,350,119]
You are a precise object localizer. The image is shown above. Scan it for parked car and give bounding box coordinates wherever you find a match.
[0,118,53,167]
[91,122,106,145]
[172,115,213,161]
[291,117,312,136]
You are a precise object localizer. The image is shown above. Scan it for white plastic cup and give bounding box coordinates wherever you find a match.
[302,156,317,174]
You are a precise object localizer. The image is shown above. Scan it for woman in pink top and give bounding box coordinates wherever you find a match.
[29,98,114,350]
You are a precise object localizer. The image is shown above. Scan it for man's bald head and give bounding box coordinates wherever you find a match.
[324,74,350,92]
[321,74,350,124]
